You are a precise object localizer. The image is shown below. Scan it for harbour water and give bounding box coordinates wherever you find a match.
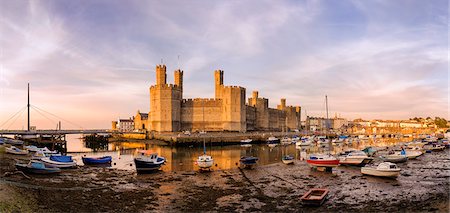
[66,134,411,172]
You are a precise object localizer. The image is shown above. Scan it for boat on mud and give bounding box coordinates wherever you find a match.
[379,155,408,163]
[82,156,112,165]
[282,155,294,165]
[361,162,401,178]
[338,151,373,166]
[396,150,422,159]
[429,145,445,151]
[15,160,61,174]
[267,136,280,144]
[134,151,166,173]
[6,146,29,155]
[300,188,329,206]
[40,155,77,168]
[306,154,340,168]
[240,156,259,169]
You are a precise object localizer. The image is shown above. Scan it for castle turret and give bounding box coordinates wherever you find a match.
[174,69,183,99]
[156,64,167,85]
[251,91,258,106]
[214,70,224,99]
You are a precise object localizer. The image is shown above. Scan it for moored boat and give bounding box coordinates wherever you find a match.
[240,139,252,143]
[361,162,401,178]
[300,188,329,206]
[267,136,280,144]
[379,155,408,163]
[282,155,294,165]
[196,155,214,170]
[240,156,258,169]
[396,150,422,159]
[430,145,445,151]
[281,137,291,145]
[134,151,166,173]
[338,151,373,166]
[306,154,340,168]
[40,155,77,168]
[6,146,29,155]
[15,160,61,174]
[4,139,24,146]
[82,156,112,165]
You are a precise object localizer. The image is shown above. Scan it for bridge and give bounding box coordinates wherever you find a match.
[0,129,110,135]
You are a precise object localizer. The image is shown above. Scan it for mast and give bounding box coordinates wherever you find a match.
[203,101,206,155]
[27,83,30,131]
[325,95,329,134]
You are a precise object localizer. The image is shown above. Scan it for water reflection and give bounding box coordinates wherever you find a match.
[67,135,411,172]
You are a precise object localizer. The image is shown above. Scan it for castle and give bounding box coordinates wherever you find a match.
[132,64,301,133]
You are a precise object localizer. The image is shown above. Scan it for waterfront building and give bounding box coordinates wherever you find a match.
[133,64,302,132]
[117,118,134,132]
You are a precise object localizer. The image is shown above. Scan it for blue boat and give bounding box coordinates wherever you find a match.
[82,156,112,165]
[282,155,295,164]
[15,160,61,174]
[240,156,259,168]
[134,151,165,173]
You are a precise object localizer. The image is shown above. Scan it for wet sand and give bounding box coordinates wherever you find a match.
[0,150,449,212]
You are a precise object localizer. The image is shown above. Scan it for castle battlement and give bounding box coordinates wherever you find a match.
[146,64,301,132]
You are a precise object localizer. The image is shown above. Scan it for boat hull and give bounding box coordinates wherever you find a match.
[306,159,340,167]
[40,158,77,168]
[82,156,112,165]
[379,155,408,163]
[339,157,373,167]
[15,164,61,174]
[300,188,329,206]
[282,159,294,165]
[361,167,400,178]
[134,159,164,173]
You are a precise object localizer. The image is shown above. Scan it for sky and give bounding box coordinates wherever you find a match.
[0,0,448,130]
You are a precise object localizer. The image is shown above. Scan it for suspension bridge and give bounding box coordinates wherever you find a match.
[0,83,110,140]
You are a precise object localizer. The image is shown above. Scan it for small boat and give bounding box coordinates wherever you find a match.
[82,156,112,165]
[134,151,166,173]
[240,139,252,143]
[240,156,258,168]
[196,138,214,170]
[196,155,214,170]
[282,155,294,165]
[306,154,340,168]
[396,150,422,159]
[280,137,291,145]
[338,151,374,166]
[6,146,29,155]
[296,140,311,146]
[24,145,58,154]
[32,151,61,160]
[240,144,252,148]
[300,188,329,206]
[361,147,377,157]
[267,136,280,144]
[361,162,401,178]
[5,139,24,146]
[379,155,408,163]
[40,155,77,168]
[15,160,61,174]
[430,145,445,151]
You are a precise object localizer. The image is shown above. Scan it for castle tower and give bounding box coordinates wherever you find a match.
[156,64,167,85]
[251,91,258,106]
[174,69,183,99]
[214,70,224,99]
[281,98,286,109]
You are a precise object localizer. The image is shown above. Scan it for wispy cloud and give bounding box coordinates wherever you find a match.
[0,0,447,129]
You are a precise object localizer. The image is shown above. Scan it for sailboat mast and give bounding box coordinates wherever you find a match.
[325,95,329,131]
[27,83,30,131]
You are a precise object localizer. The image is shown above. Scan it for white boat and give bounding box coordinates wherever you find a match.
[361,162,401,178]
[396,150,422,159]
[338,151,374,166]
[407,141,427,149]
[240,139,252,143]
[40,156,77,168]
[430,145,445,151]
[196,138,214,170]
[267,136,280,144]
[282,155,294,165]
[240,144,252,148]
[281,137,292,145]
[32,151,61,160]
[134,151,166,172]
[6,146,29,155]
[296,139,312,146]
[24,145,58,154]
[379,155,408,163]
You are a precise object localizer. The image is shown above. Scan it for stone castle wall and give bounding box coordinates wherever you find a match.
[181,98,223,131]
[143,64,301,133]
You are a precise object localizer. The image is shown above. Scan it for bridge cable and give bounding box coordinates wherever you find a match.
[30,106,58,127]
[0,106,27,129]
[5,107,27,130]
[30,105,84,129]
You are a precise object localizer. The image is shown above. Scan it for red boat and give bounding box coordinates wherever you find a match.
[301,188,329,206]
[306,154,340,167]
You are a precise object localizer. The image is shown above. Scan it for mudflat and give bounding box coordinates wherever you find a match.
[0,150,448,212]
